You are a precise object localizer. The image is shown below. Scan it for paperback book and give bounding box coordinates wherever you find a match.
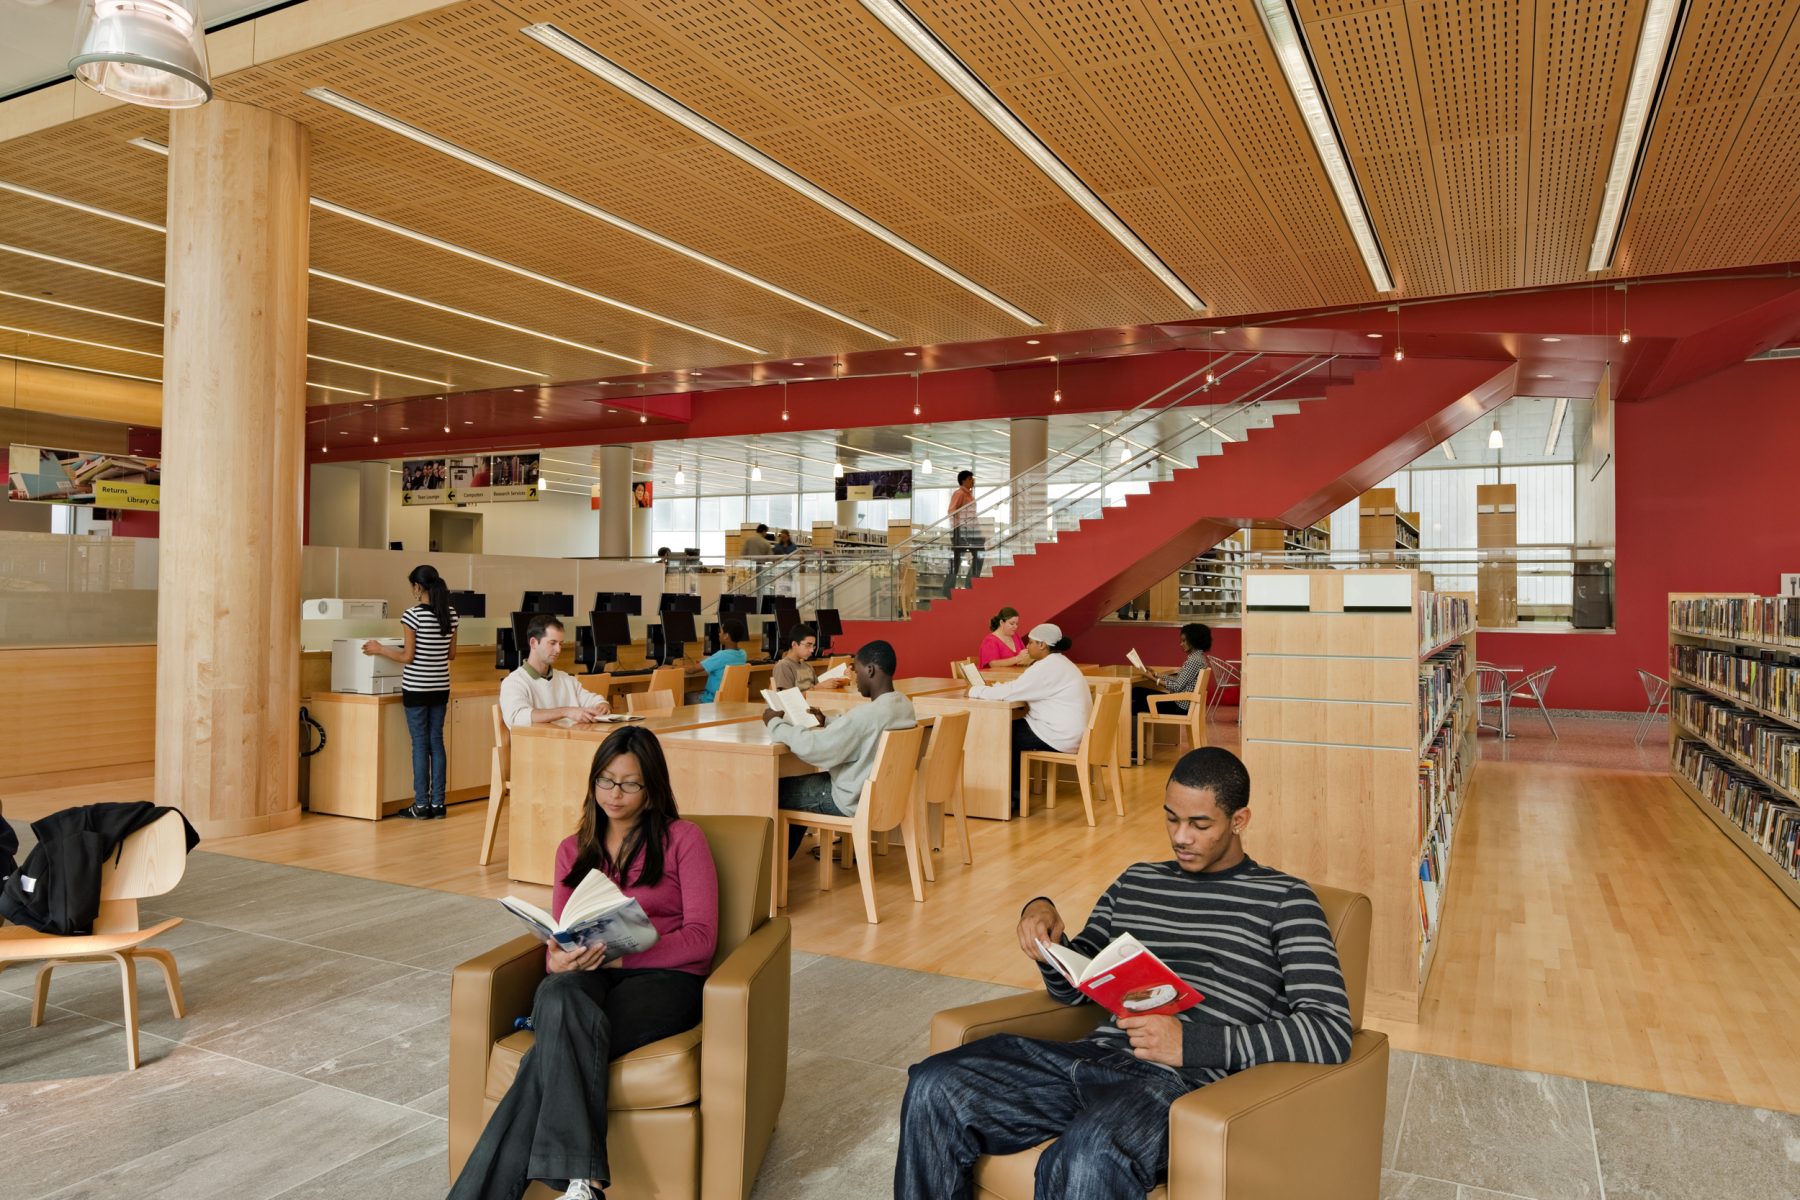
[1036,933,1203,1017]
[499,870,659,960]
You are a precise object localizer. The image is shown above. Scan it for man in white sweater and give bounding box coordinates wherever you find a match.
[967,623,1092,807]
[499,615,611,728]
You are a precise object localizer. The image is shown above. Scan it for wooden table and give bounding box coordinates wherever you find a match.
[911,689,1028,820]
[971,666,1137,778]
[306,682,500,820]
[803,675,965,713]
[507,702,766,884]
[657,720,825,915]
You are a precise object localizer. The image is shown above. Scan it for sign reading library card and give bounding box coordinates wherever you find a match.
[7,444,159,508]
[1037,933,1204,1018]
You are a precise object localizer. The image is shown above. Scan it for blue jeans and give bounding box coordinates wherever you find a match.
[895,1034,1195,1200]
[778,772,842,856]
[403,700,448,809]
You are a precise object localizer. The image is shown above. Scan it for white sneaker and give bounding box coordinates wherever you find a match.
[562,1181,597,1200]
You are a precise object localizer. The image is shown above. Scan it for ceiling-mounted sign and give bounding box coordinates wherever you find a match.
[6,444,160,509]
[836,469,913,503]
[401,454,540,505]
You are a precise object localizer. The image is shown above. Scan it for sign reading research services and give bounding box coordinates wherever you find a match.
[6,444,160,510]
[401,454,541,506]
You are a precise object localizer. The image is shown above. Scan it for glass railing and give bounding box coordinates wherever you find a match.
[785,352,1347,620]
[0,530,160,646]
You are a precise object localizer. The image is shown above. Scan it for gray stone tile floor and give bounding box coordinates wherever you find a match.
[2,837,1795,1200]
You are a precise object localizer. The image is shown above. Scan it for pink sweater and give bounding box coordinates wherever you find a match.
[551,819,719,975]
[979,632,1023,668]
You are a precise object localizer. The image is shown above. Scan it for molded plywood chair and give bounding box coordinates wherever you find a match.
[449,815,790,1200]
[1019,688,1125,826]
[929,885,1386,1200]
[778,724,927,924]
[915,709,973,877]
[1634,669,1671,746]
[627,689,675,715]
[650,665,687,704]
[1136,668,1211,765]
[715,663,752,704]
[0,811,190,1070]
[479,705,511,866]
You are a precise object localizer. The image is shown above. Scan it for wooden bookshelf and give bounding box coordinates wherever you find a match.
[1241,569,1477,1022]
[1476,483,1518,627]
[1247,519,1330,563]
[1358,488,1419,559]
[1667,593,1800,907]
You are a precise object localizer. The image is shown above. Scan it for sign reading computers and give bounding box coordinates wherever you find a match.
[400,454,541,506]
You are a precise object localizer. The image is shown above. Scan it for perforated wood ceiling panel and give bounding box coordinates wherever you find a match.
[8,0,1800,417]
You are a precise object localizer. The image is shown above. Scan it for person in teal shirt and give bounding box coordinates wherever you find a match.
[696,617,749,703]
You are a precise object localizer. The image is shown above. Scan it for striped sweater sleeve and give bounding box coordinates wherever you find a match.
[1180,881,1353,1070]
[1035,880,1122,1006]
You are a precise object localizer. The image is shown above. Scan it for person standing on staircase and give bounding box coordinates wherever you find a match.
[947,470,983,592]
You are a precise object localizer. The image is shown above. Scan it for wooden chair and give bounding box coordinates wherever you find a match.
[949,656,975,679]
[0,811,189,1070]
[650,664,687,704]
[627,689,675,714]
[479,705,510,866]
[915,709,972,878]
[1019,687,1124,826]
[1136,668,1211,765]
[778,725,926,923]
[715,662,751,704]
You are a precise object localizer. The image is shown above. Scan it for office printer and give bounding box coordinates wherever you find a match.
[330,638,405,694]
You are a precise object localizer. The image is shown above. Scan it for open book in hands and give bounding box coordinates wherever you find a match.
[1126,648,1149,675]
[958,661,986,688]
[500,870,660,962]
[816,662,851,685]
[1036,933,1203,1018]
[762,686,821,728]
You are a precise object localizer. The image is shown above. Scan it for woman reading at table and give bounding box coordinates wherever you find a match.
[449,726,718,1200]
[978,607,1032,669]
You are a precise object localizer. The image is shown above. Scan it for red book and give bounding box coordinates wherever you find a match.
[1038,933,1204,1018]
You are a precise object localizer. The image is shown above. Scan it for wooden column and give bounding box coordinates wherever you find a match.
[155,101,310,839]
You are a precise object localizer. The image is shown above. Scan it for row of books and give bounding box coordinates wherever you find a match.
[1673,739,1800,882]
[1671,689,1800,796]
[1416,716,1474,958]
[1418,593,1473,653]
[1418,646,1467,749]
[1669,595,1800,647]
[1670,645,1800,724]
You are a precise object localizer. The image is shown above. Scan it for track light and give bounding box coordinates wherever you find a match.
[70,0,212,110]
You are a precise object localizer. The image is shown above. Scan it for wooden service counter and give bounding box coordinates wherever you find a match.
[305,682,501,820]
[507,702,767,885]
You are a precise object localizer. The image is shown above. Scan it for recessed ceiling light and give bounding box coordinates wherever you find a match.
[1588,0,1686,271]
[339,430,349,435]
[0,242,160,287]
[0,288,160,328]
[304,87,896,341]
[903,351,918,357]
[1535,373,1555,379]
[523,23,1040,328]
[1542,336,1562,343]
[463,420,474,425]
[307,318,543,376]
[362,402,374,407]
[532,415,542,419]
[1251,1,1394,292]
[791,361,805,367]
[858,0,1202,310]
[307,354,447,387]
[0,323,160,359]
[1366,332,1382,338]
[513,388,526,393]
[0,352,161,383]
[310,269,648,367]
[310,198,767,356]
[1025,339,1041,345]
[0,180,164,232]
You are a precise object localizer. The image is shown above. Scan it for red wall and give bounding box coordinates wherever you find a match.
[1068,359,1800,712]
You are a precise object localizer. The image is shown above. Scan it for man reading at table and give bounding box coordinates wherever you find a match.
[894,747,1352,1199]
[500,615,611,728]
[763,639,917,857]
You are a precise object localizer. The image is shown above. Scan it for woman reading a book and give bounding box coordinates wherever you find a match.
[450,726,719,1200]
[978,607,1032,669]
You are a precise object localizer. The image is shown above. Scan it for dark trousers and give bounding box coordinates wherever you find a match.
[448,967,704,1199]
[1010,717,1058,804]
[949,535,984,591]
[403,700,448,809]
[895,1034,1196,1200]
[778,771,842,856]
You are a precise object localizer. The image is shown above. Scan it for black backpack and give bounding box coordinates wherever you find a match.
[0,818,17,889]
[0,830,107,935]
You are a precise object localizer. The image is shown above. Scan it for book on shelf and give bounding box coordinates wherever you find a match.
[762,687,821,728]
[499,871,660,959]
[1036,933,1204,1017]
[1419,593,1473,651]
[1674,738,1800,880]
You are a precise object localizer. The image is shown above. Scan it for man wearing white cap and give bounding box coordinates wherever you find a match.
[967,623,1092,807]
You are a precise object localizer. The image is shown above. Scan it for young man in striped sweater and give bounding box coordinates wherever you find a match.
[895,746,1353,1199]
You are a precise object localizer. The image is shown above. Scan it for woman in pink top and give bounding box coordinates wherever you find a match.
[450,727,718,1200]
[978,607,1032,669]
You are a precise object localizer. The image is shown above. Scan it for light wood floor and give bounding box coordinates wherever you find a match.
[7,716,1799,1113]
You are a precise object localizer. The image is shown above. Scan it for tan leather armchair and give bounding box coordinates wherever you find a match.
[449,815,790,1200]
[928,885,1386,1200]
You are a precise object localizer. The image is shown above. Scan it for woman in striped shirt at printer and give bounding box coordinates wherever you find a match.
[363,564,460,820]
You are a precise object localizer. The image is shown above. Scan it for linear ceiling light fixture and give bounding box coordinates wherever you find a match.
[0,179,165,232]
[307,381,369,396]
[1588,0,1687,271]
[522,22,1041,328]
[0,241,161,287]
[1252,0,1394,293]
[0,288,161,327]
[309,269,649,367]
[0,323,160,358]
[1544,397,1568,457]
[858,0,1203,311]
[307,318,544,376]
[306,354,448,388]
[0,352,161,383]
[303,86,895,341]
[309,198,767,356]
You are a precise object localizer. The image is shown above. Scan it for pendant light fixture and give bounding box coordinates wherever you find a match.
[912,373,922,418]
[1391,304,1405,362]
[1052,355,1063,404]
[1204,329,1217,387]
[1488,419,1504,450]
[920,455,933,475]
[675,465,685,486]
[70,0,213,109]
[1618,282,1632,344]
[442,395,451,435]
[832,461,844,479]
[781,382,790,422]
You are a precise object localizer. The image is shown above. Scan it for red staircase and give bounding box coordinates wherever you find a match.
[842,356,1519,673]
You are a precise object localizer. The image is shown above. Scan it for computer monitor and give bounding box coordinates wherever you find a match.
[494,626,520,671]
[760,622,779,661]
[591,592,613,617]
[589,610,632,656]
[660,609,698,650]
[760,594,798,615]
[605,593,642,616]
[682,548,701,559]
[719,594,757,617]
[813,608,843,637]
[703,620,721,657]
[446,590,486,618]
[660,592,701,615]
[521,590,574,617]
